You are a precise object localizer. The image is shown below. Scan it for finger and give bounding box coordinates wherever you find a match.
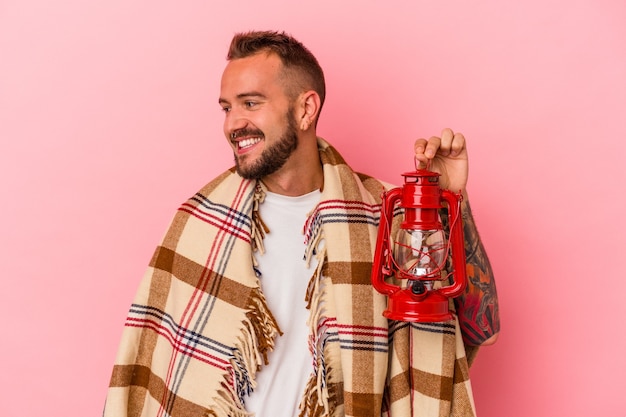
[450,132,466,156]
[441,128,454,143]
[414,138,428,155]
[426,135,443,157]
[439,128,455,156]
[414,138,430,168]
[414,155,429,169]
[415,137,441,159]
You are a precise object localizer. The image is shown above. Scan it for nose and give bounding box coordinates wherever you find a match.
[224,109,248,139]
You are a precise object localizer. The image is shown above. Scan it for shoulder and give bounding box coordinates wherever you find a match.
[178,167,254,211]
[356,172,398,203]
[195,167,240,198]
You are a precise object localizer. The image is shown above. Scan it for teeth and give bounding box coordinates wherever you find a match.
[238,137,262,149]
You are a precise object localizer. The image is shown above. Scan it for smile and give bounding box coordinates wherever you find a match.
[237,137,262,150]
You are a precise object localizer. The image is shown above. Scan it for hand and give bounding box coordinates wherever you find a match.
[414,128,469,193]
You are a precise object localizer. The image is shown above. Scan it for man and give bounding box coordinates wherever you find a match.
[104,30,499,417]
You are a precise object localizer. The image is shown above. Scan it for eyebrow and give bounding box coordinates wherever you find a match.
[218,92,267,104]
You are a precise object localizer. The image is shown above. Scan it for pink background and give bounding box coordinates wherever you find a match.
[1,1,625,416]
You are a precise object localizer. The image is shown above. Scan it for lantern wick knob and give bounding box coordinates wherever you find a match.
[410,280,426,295]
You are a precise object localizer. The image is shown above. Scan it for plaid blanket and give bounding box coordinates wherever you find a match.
[104,138,476,416]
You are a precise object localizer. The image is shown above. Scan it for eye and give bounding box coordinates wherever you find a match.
[244,101,257,109]
[220,106,231,113]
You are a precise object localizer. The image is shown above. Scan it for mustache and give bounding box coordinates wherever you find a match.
[230,128,264,140]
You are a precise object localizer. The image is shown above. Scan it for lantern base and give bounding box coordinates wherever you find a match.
[383,288,455,322]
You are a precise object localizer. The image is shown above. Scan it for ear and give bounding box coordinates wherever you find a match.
[296,90,321,131]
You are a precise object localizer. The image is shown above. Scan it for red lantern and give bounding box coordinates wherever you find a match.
[371,165,467,322]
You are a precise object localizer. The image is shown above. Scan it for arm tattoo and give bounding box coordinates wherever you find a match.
[444,200,500,346]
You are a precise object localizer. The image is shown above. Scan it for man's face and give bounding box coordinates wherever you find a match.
[219,52,299,180]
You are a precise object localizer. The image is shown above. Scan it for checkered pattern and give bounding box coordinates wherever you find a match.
[104,139,476,417]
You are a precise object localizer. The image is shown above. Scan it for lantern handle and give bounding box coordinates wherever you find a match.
[414,156,431,171]
[371,187,403,296]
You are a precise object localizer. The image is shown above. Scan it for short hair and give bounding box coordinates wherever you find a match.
[227,30,326,110]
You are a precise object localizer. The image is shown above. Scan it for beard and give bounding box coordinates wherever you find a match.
[234,109,299,180]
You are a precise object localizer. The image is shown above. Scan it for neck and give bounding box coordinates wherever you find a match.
[261,133,323,196]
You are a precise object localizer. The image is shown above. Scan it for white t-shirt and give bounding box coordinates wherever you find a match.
[246,189,321,416]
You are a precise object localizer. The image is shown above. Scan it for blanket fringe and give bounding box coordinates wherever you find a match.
[251,182,269,262]
[246,288,283,364]
[211,287,282,416]
[300,241,336,417]
[212,388,253,417]
[299,373,331,417]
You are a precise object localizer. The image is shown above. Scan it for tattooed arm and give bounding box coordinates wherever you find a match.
[414,128,500,346]
[454,199,500,346]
